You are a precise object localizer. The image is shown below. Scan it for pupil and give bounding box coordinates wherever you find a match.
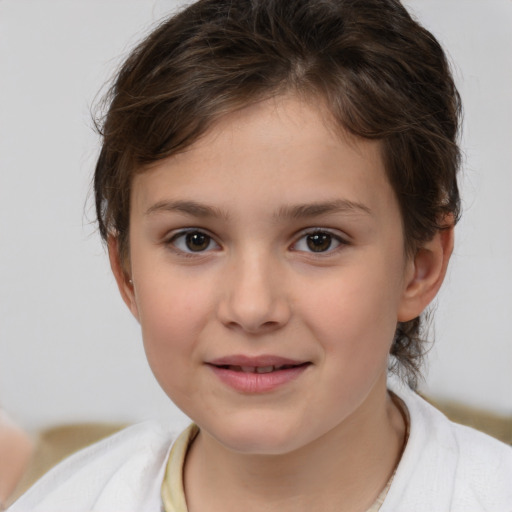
[185,232,210,251]
[307,233,331,252]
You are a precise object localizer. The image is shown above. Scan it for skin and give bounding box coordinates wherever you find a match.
[0,415,32,508]
[110,95,453,512]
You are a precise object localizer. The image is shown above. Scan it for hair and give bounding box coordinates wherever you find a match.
[94,0,462,386]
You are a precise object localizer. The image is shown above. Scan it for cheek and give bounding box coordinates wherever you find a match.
[301,258,404,362]
[134,275,213,386]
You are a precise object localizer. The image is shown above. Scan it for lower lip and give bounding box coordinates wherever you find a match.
[208,364,310,393]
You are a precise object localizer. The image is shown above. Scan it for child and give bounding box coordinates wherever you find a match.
[9,0,512,511]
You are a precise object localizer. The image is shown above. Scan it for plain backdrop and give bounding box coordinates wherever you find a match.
[0,0,511,432]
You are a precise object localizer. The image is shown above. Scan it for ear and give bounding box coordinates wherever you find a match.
[398,224,454,322]
[108,236,140,321]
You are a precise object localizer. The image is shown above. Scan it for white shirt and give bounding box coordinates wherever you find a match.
[8,377,512,512]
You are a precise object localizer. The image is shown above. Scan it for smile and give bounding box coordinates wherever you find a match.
[206,357,311,393]
[216,364,304,374]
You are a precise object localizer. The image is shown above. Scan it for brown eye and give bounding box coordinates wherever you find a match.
[169,230,219,254]
[306,233,332,252]
[185,231,211,252]
[292,230,344,254]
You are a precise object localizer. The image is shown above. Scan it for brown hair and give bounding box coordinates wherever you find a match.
[94,0,462,385]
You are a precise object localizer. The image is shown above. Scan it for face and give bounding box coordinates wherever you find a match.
[119,96,420,455]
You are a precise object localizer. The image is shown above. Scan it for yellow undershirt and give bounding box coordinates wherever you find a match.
[161,424,199,512]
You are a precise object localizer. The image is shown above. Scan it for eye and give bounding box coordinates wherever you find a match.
[292,230,345,254]
[168,230,220,254]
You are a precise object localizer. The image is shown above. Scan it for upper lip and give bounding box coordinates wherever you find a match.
[207,355,308,367]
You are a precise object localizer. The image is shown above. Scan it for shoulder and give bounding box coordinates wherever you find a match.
[383,376,512,512]
[7,421,181,512]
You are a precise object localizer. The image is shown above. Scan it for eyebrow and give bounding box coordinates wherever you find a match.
[145,200,229,219]
[275,199,372,219]
[145,198,372,220]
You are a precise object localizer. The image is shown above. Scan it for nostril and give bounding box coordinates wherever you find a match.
[245,320,282,334]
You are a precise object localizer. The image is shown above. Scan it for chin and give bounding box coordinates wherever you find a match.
[202,414,313,456]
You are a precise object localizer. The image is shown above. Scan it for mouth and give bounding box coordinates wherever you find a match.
[206,356,311,393]
[212,363,310,374]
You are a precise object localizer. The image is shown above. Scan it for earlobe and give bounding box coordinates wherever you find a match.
[398,225,454,322]
[108,236,140,321]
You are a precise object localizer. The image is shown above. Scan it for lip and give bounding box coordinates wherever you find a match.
[208,354,306,367]
[206,354,311,394]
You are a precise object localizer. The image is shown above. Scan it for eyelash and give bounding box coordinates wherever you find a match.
[291,229,348,255]
[165,228,348,256]
[166,229,220,256]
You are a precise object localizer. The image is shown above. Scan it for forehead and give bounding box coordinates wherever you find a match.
[131,95,395,224]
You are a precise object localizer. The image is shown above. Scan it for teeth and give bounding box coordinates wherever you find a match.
[255,366,275,374]
[228,365,277,373]
[224,364,299,373]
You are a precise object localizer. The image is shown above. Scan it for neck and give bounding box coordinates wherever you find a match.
[184,377,406,512]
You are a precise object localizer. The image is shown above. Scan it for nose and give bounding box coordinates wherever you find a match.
[217,251,291,334]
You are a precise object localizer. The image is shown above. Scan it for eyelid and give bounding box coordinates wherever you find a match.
[290,227,350,254]
[165,227,221,255]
